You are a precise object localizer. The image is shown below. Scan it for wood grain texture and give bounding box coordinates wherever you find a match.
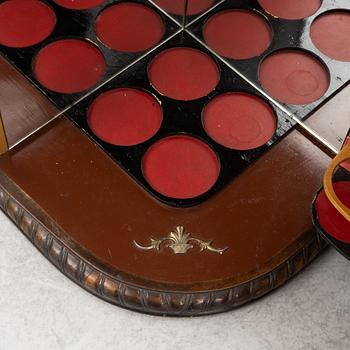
[0,40,344,316]
[0,117,330,290]
[0,55,57,147]
[0,112,9,154]
[0,172,326,315]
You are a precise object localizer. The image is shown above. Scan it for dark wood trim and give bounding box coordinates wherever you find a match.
[0,175,326,316]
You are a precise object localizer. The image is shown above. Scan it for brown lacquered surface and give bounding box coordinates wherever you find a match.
[0,115,330,289]
[0,55,57,147]
[0,112,8,154]
[305,84,350,151]
[0,49,335,293]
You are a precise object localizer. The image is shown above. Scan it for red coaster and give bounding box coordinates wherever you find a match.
[33,39,105,94]
[142,135,220,199]
[0,0,56,48]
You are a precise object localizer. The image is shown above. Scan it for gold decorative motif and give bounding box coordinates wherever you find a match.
[0,185,325,316]
[133,225,228,255]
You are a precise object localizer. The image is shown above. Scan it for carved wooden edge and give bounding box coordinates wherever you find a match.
[0,184,326,316]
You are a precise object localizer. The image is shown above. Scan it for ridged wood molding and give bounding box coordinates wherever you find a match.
[0,185,326,316]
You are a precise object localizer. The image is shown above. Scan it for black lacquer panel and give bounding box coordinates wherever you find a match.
[0,0,179,109]
[1,0,349,207]
[188,0,350,119]
[68,32,292,207]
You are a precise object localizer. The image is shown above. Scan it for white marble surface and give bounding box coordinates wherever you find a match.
[0,210,350,350]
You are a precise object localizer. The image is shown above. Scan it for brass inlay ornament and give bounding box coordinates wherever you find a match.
[133,225,228,255]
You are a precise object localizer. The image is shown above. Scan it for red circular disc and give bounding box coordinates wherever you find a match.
[95,3,164,53]
[311,11,350,62]
[316,182,350,243]
[142,135,220,199]
[33,39,105,94]
[342,138,350,173]
[0,0,56,48]
[153,0,214,16]
[203,10,272,60]
[259,49,329,105]
[203,92,276,150]
[258,0,321,20]
[88,88,162,146]
[53,0,104,10]
[148,47,220,100]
